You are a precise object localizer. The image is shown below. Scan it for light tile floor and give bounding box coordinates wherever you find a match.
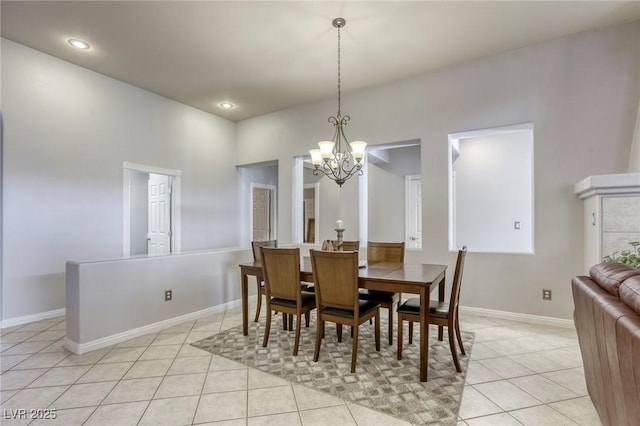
[0,304,602,425]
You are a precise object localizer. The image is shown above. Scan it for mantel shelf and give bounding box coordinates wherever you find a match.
[574,172,640,199]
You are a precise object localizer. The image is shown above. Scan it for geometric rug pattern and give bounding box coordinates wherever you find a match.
[192,313,474,425]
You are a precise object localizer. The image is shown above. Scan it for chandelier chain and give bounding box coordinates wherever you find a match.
[337,24,341,118]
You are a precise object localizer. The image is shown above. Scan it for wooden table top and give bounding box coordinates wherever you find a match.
[240,259,446,287]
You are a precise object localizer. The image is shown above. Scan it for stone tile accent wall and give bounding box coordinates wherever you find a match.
[602,196,640,258]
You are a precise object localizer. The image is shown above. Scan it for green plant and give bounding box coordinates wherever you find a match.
[603,241,640,269]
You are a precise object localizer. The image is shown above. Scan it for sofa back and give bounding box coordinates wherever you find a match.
[572,262,640,426]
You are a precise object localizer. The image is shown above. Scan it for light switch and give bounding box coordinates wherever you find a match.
[514,221,521,230]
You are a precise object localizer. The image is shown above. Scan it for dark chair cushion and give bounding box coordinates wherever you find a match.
[358,289,397,304]
[589,262,640,297]
[322,300,379,318]
[270,292,315,309]
[397,297,450,319]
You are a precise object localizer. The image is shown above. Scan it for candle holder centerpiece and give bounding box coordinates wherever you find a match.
[335,219,344,251]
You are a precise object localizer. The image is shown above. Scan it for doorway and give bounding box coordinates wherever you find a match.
[303,183,320,243]
[123,162,182,256]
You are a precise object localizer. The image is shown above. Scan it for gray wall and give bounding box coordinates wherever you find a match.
[2,22,639,323]
[2,39,239,320]
[236,22,640,320]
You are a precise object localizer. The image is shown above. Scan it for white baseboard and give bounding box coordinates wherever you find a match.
[459,305,575,329]
[64,298,247,355]
[0,308,66,329]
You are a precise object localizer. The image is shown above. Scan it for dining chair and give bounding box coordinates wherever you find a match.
[332,240,360,251]
[305,240,359,292]
[358,241,405,345]
[310,249,381,373]
[261,247,316,355]
[251,240,277,322]
[396,246,468,372]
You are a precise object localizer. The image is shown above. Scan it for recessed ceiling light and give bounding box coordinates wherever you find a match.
[219,102,234,110]
[68,38,90,50]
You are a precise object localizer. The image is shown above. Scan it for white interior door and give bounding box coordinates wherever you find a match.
[405,175,422,249]
[253,187,271,241]
[148,173,171,255]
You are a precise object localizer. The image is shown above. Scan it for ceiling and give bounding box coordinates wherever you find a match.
[3,1,640,122]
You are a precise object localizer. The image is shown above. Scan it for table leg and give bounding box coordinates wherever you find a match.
[241,272,249,336]
[438,275,445,341]
[420,287,429,382]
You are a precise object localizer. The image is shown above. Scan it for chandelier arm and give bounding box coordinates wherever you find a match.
[341,162,362,177]
[315,162,343,184]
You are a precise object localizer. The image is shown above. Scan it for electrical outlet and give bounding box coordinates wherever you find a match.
[542,289,552,300]
[165,290,172,301]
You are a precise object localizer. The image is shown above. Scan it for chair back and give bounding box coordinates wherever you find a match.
[251,240,277,262]
[332,240,360,251]
[367,241,405,264]
[261,247,301,301]
[310,250,359,311]
[449,246,468,315]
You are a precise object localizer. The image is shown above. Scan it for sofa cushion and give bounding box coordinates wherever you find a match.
[619,275,640,315]
[589,262,640,297]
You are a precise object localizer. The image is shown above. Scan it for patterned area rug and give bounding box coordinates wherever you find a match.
[192,314,474,425]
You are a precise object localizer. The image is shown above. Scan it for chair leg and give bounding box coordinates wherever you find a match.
[397,313,403,360]
[254,282,262,322]
[282,312,288,330]
[408,321,413,345]
[455,311,465,355]
[314,319,323,362]
[351,323,359,373]
[438,325,444,341]
[387,307,393,346]
[374,311,380,352]
[305,311,310,327]
[337,324,343,342]
[288,314,293,331]
[262,308,272,348]
[448,320,462,373]
[293,313,302,356]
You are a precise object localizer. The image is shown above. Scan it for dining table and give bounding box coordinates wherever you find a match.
[238,257,447,382]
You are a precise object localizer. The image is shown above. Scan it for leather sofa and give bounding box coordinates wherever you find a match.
[572,262,640,426]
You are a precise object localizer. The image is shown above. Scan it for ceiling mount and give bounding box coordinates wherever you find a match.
[332,17,345,29]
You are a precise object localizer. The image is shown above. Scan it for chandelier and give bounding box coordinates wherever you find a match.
[309,17,367,187]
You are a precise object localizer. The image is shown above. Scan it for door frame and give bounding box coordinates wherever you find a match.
[249,183,277,243]
[123,162,182,256]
